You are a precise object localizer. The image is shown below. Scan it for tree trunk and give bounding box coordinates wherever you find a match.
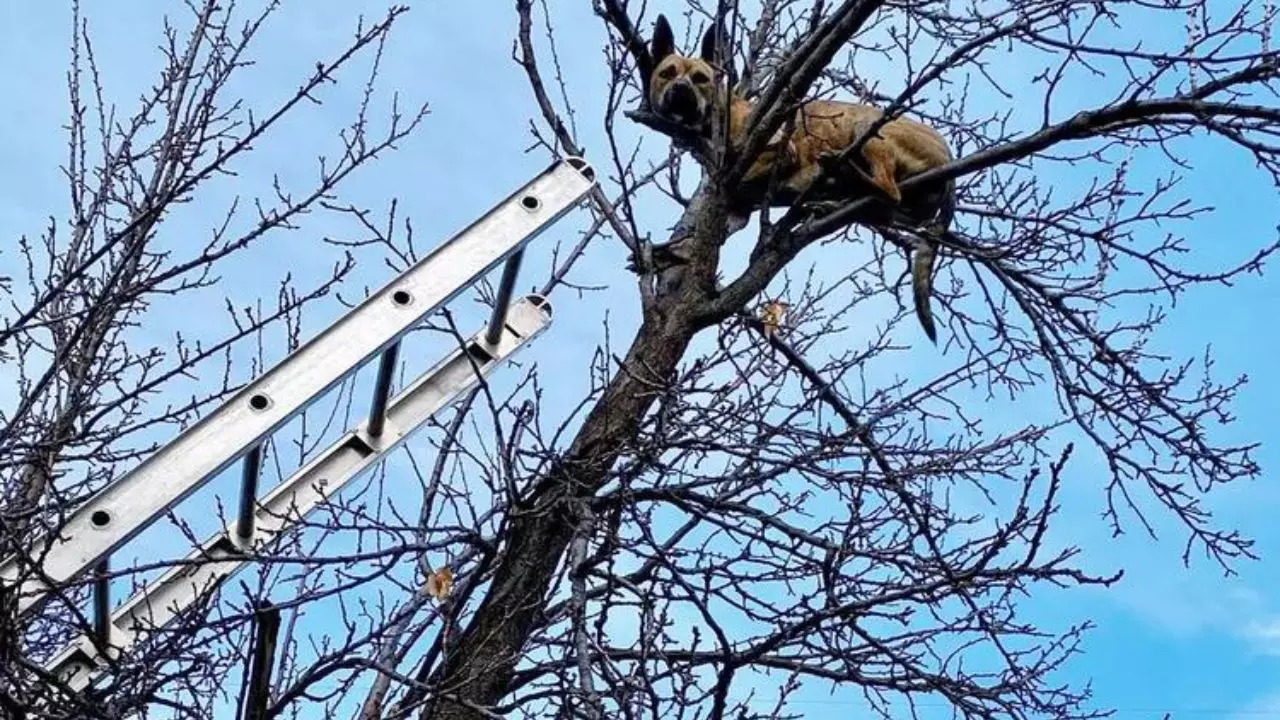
[419,310,695,719]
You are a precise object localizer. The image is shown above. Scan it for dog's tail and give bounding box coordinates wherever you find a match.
[911,240,938,344]
[910,176,955,344]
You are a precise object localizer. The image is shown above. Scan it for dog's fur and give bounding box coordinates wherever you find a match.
[646,13,956,342]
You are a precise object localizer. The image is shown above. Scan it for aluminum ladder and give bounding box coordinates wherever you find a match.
[0,156,596,693]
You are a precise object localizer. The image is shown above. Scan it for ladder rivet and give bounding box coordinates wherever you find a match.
[519,195,541,211]
[391,289,413,306]
[90,510,111,528]
[248,394,271,411]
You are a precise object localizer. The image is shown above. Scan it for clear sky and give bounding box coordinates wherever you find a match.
[1,0,1278,718]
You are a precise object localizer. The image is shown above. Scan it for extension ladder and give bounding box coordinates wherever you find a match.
[0,156,596,693]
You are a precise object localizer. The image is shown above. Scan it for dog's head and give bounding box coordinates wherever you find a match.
[648,14,722,127]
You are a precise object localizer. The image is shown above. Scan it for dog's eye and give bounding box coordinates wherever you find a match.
[691,72,710,84]
[659,66,677,80]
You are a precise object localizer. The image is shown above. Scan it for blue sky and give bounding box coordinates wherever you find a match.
[1,0,1278,718]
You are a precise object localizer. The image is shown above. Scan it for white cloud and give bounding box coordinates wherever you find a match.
[1241,617,1280,656]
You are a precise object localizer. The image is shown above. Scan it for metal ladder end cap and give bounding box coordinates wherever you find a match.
[562,156,595,183]
[523,294,553,319]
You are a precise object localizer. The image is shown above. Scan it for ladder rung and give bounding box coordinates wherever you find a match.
[40,295,554,693]
[92,558,109,647]
[235,445,264,545]
[485,249,525,347]
[0,157,594,616]
[242,601,281,720]
[366,342,401,439]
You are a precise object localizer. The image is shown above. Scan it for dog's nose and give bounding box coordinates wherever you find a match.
[668,81,695,103]
[662,81,700,122]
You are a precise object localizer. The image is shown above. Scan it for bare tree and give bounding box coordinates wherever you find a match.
[3,0,1278,718]
[0,0,427,716]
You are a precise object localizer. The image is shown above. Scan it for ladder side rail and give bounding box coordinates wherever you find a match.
[41,295,554,693]
[0,158,594,615]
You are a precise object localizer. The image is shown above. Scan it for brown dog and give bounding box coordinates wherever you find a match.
[647,13,955,343]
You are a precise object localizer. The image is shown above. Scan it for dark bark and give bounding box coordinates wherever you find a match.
[419,313,695,719]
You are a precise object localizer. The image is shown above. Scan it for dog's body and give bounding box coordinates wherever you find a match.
[646,14,955,342]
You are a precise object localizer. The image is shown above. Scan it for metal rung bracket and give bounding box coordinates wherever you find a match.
[41,295,554,693]
[0,157,595,616]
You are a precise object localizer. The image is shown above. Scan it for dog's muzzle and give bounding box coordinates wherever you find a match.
[660,81,703,124]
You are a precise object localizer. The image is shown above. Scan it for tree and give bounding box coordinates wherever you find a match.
[2,0,1277,718]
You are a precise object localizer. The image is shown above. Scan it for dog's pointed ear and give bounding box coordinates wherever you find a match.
[700,20,723,64]
[651,14,675,64]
